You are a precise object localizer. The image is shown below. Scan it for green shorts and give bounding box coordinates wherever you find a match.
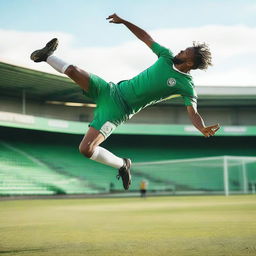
[84,73,132,138]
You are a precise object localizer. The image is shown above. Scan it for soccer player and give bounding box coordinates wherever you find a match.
[30,13,220,190]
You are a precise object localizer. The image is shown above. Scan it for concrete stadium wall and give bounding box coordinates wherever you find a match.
[0,96,94,122]
[1,95,256,125]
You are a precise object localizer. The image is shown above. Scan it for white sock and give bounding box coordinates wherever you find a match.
[46,55,70,73]
[90,146,124,169]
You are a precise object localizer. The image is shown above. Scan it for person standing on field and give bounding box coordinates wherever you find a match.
[140,179,148,198]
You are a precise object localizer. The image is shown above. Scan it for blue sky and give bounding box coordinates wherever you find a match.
[0,0,255,46]
[0,0,256,85]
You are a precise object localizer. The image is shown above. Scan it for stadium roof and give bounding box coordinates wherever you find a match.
[0,62,89,103]
[1,61,256,107]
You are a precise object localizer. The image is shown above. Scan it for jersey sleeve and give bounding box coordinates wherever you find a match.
[151,42,173,58]
[183,96,197,107]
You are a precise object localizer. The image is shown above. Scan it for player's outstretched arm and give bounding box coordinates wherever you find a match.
[187,105,220,137]
[106,13,154,48]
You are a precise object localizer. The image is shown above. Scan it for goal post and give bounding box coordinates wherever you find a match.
[133,156,256,196]
[223,156,229,196]
[223,156,256,196]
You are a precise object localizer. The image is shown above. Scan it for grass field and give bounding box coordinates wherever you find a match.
[0,195,256,256]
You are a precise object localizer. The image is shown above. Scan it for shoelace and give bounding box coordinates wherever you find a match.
[116,161,126,180]
[116,169,122,180]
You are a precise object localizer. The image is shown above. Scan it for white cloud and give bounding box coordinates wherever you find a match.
[0,25,256,86]
[151,25,256,86]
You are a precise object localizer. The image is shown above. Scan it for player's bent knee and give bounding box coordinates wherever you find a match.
[65,65,77,77]
[79,144,94,158]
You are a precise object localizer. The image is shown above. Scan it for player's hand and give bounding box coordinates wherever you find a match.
[106,13,124,24]
[201,124,220,137]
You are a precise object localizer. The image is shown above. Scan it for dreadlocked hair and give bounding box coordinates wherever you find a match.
[192,42,212,70]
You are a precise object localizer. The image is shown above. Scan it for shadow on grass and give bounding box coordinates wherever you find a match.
[0,247,51,254]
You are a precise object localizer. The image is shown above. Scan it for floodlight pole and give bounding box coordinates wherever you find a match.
[223,156,229,196]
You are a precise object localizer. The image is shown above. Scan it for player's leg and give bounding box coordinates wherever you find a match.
[64,65,90,92]
[30,38,90,92]
[47,56,90,92]
[79,127,131,190]
[30,39,131,189]
[47,57,90,92]
[79,127,122,166]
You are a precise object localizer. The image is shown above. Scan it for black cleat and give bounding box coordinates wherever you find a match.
[30,38,58,62]
[116,158,132,190]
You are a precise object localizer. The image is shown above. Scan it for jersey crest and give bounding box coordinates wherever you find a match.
[167,78,176,87]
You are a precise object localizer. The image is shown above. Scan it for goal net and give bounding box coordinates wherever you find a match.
[132,156,256,196]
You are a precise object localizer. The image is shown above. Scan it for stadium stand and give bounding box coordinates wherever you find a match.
[0,62,256,196]
[1,127,256,195]
[0,139,100,195]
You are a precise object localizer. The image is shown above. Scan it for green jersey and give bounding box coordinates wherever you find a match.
[117,42,197,113]
[86,42,198,137]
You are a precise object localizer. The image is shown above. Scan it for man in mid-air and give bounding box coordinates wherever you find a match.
[30,13,219,190]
